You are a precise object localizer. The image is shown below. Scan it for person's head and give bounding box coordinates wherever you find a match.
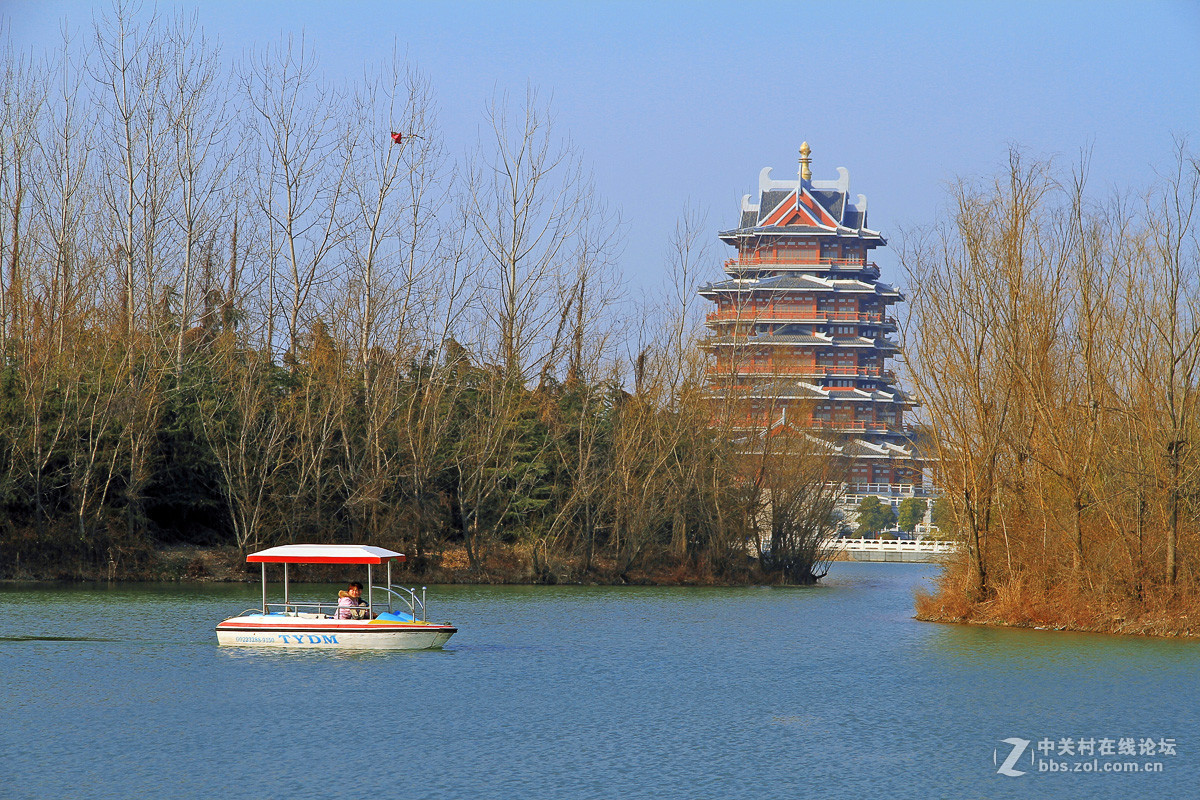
[348,582,363,597]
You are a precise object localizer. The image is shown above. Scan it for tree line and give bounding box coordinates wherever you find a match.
[903,145,1200,630]
[0,6,839,583]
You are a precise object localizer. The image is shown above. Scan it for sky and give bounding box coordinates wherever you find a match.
[4,0,1199,294]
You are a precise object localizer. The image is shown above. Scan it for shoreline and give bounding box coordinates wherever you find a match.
[0,543,770,587]
[914,595,1200,641]
[914,613,1200,640]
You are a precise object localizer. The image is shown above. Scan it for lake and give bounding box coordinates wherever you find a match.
[0,562,1196,799]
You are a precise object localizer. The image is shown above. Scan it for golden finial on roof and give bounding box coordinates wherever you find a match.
[799,141,812,182]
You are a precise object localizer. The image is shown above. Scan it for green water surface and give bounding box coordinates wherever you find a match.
[0,562,1195,799]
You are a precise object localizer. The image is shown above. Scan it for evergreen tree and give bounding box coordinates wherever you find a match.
[854,496,895,537]
[896,498,928,534]
[929,497,955,535]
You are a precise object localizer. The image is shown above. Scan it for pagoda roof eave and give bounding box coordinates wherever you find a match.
[702,334,900,350]
[732,385,915,403]
[840,437,921,458]
[717,226,886,245]
[699,276,903,298]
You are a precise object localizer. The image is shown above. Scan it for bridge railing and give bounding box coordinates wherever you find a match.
[829,538,957,553]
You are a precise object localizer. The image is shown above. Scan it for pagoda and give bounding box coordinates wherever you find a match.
[698,144,925,513]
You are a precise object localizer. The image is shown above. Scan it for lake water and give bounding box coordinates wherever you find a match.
[0,562,1196,799]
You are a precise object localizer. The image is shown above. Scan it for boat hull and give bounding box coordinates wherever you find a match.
[216,615,456,650]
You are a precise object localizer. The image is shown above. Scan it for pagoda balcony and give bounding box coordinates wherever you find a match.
[725,255,880,275]
[706,363,895,380]
[833,482,931,498]
[708,416,919,435]
[812,420,891,432]
[805,419,919,432]
[708,414,782,429]
[705,309,897,326]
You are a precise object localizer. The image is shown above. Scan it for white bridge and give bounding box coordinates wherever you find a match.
[830,537,956,563]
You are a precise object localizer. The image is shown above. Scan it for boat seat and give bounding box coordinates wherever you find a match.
[296,612,328,619]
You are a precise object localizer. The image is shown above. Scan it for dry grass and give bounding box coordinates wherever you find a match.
[916,562,1200,638]
[914,565,976,622]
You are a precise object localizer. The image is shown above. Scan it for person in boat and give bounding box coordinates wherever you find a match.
[336,582,371,620]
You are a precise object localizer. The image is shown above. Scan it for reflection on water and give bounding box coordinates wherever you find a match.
[0,563,1196,800]
[0,635,121,643]
[213,644,455,664]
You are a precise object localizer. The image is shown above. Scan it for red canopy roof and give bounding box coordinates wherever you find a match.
[246,544,405,564]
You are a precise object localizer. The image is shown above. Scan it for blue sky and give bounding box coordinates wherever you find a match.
[5,0,1199,292]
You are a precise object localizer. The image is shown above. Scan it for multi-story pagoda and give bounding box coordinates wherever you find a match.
[699,143,925,513]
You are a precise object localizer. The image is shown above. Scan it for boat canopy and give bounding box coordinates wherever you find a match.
[246,544,406,564]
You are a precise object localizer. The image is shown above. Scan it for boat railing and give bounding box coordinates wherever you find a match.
[371,585,428,622]
[259,601,342,618]
[236,586,427,620]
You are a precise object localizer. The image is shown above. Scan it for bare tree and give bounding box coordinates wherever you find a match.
[391,212,479,558]
[199,349,292,553]
[346,52,447,369]
[748,431,845,584]
[91,0,170,336]
[900,159,1036,597]
[1141,139,1200,588]
[31,29,102,358]
[469,87,585,381]
[165,10,237,372]
[905,144,1200,621]
[242,33,352,362]
[0,39,47,351]
[337,55,445,540]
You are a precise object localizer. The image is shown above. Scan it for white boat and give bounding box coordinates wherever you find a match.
[215,544,457,650]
